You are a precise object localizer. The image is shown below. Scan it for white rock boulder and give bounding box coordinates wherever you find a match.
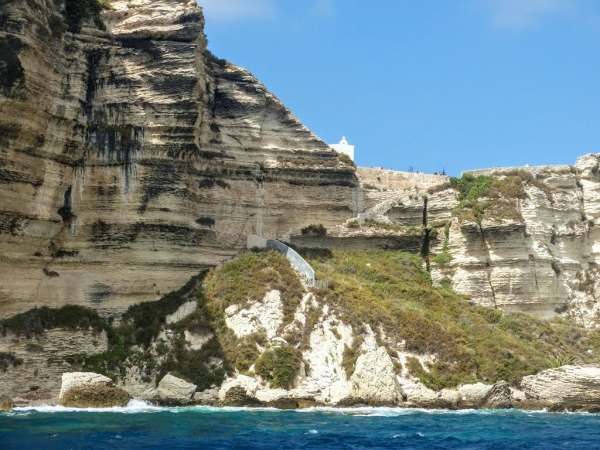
[157,374,197,405]
[59,372,131,408]
[350,346,405,405]
[521,365,600,411]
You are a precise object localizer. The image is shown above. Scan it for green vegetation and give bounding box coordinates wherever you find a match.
[301,224,327,236]
[305,249,600,389]
[362,219,424,234]
[432,223,453,265]
[203,250,304,327]
[0,305,107,338]
[341,335,364,378]
[48,14,67,38]
[7,246,600,395]
[63,0,110,33]
[337,152,356,168]
[0,353,23,372]
[448,170,554,224]
[121,273,205,347]
[255,344,302,389]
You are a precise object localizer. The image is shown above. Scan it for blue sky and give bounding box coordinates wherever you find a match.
[200,0,600,176]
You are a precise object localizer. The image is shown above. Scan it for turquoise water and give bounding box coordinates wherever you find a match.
[2,402,600,449]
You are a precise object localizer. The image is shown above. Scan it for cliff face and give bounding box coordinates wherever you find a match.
[0,0,359,318]
[283,159,600,327]
[432,158,600,326]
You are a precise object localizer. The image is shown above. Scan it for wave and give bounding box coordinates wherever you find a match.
[7,402,588,417]
[12,400,163,414]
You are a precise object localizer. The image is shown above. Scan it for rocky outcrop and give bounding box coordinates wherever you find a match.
[225,290,283,339]
[59,372,130,407]
[430,159,600,322]
[349,346,405,406]
[0,328,108,406]
[219,375,261,407]
[0,394,14,411]
[521,365,600,412]
[0,0,358,319]
[156,373,196,405]
[406,381,512,410]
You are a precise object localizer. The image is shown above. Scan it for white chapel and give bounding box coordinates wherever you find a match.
[330,136,355,162]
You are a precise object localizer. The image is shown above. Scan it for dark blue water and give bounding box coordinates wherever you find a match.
[2,402,600,449]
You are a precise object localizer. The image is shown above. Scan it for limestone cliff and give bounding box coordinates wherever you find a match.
[0,0,359,318]
[285,159,600,327]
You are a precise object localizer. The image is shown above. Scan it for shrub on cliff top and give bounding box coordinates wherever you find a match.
[301,224,327,236]
[337,152,356,168]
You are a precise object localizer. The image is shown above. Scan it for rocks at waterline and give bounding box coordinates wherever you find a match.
[155,374,197,406]
[521,365,600,412]
[0,395,14,411]
[59,372,131,408]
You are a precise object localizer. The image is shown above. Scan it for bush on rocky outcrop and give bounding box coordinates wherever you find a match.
[448,170,556,224]
[255,345,302,389]
[301,224,327,236]
[337,153,356,168]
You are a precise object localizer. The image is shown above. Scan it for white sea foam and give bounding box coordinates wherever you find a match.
[13,400,162,414]
[6,402,580,416]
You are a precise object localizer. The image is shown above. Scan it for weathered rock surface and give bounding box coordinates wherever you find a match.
[430,160,600,322]
[156,374,196,405]
[405,381,512,410]
[59,372,130,407]
[0,329,108,406]
[219,375,261,406]
[350,346,405,406]
[521,365,600,412]
[225,290,283,339]
[0,394,14,411]
[0,0,358,319]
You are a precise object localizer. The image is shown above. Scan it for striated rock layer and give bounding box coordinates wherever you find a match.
[0,0,359,318]
[521,365,600,412]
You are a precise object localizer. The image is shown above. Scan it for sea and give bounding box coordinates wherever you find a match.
[2,401,600,449]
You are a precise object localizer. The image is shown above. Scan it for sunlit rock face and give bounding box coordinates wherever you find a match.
[430,157,600,325]
[0,0,359,318]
